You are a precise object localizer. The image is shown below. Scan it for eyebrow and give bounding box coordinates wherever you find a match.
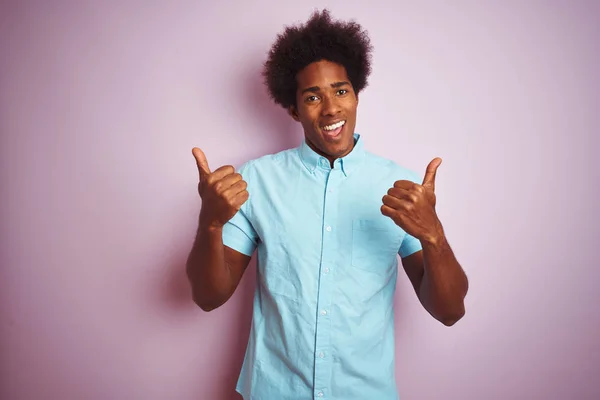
[301,81,351,95]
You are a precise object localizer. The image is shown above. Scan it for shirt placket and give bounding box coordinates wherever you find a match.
[313,162,343,400]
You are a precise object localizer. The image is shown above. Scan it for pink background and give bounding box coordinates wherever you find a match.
[1,1,599,399]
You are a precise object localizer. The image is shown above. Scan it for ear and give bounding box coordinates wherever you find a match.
[288,105,300,122]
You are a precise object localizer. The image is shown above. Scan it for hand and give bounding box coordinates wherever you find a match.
[381,158,444,244]
[192,147,249,231]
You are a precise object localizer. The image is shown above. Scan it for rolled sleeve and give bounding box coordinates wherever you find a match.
[399,233,422,258]
[222,209,258,256]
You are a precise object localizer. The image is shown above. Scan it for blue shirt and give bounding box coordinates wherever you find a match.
[222,134,423,400]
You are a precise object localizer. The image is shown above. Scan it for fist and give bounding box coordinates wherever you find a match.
[192,147,249,230]
[381,158,442,242]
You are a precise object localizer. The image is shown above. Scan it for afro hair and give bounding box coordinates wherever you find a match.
[262,9,373,109]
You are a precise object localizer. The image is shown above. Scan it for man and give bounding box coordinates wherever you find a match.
[186,9,468,400]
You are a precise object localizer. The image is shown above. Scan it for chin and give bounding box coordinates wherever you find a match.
[306,125,354,159]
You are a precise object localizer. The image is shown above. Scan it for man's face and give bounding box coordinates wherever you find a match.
[289,60,358,162]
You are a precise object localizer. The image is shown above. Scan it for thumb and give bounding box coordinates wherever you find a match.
[192,147,211,180]
[422,157,442,191]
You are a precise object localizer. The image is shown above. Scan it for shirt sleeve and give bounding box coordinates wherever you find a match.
[399,234,422,258]
[221,162,258,256]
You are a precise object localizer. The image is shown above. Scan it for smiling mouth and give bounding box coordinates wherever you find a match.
[321,120,346,139]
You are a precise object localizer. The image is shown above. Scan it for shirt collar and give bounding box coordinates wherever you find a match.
[299,133,365,177]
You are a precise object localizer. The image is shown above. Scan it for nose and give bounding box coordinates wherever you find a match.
[320,94,341,116]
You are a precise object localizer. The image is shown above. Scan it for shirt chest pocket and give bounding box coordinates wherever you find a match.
[351,219,404,275]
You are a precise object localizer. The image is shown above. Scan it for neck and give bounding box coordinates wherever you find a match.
[305,137,357,168]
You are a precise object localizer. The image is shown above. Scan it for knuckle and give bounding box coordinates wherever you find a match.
[225,196,236,208]
[218,194,229,205]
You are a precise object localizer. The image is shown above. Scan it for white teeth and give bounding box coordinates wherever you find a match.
[323,120,346,131]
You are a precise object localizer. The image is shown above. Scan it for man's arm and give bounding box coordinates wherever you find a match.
[401,238,468,326]
[186,147,252,312]
[186,224,251,311]
[381,157,468,326]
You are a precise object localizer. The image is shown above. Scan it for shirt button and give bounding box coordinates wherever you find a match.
[323,267,330,274]
[317,391,324,397]
[320,310,327,316]
[325,226,332,232]
[318,352,325,358]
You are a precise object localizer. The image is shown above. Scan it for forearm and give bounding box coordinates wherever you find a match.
[419,232,469,326]
[186,219,235,311]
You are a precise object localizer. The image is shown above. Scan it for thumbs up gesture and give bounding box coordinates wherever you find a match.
[192,147,249,231]
[381,158,444,244]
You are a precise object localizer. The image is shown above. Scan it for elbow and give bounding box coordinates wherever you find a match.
[440,283,469,327]
[193,298,220,312]
[186,264,221,312]
[189,283,227,312]
[440,307,465,327]
[198,303,218,312]
[191,290,222,312]
[441,315,462,327]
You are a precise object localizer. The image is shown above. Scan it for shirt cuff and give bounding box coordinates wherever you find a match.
[222,222,256,256]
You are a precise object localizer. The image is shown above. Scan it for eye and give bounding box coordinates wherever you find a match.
[306,95,319,102]
[337,89,348,95]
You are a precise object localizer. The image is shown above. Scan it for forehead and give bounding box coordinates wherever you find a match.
[296,60,350,89]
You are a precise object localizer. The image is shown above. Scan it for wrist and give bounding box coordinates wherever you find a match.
[420,222,445,247]
[200,224,223,235]
[198,217,224,235]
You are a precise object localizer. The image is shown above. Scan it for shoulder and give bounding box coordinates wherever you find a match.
[363,150,421,184]
[236,147,299,179]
